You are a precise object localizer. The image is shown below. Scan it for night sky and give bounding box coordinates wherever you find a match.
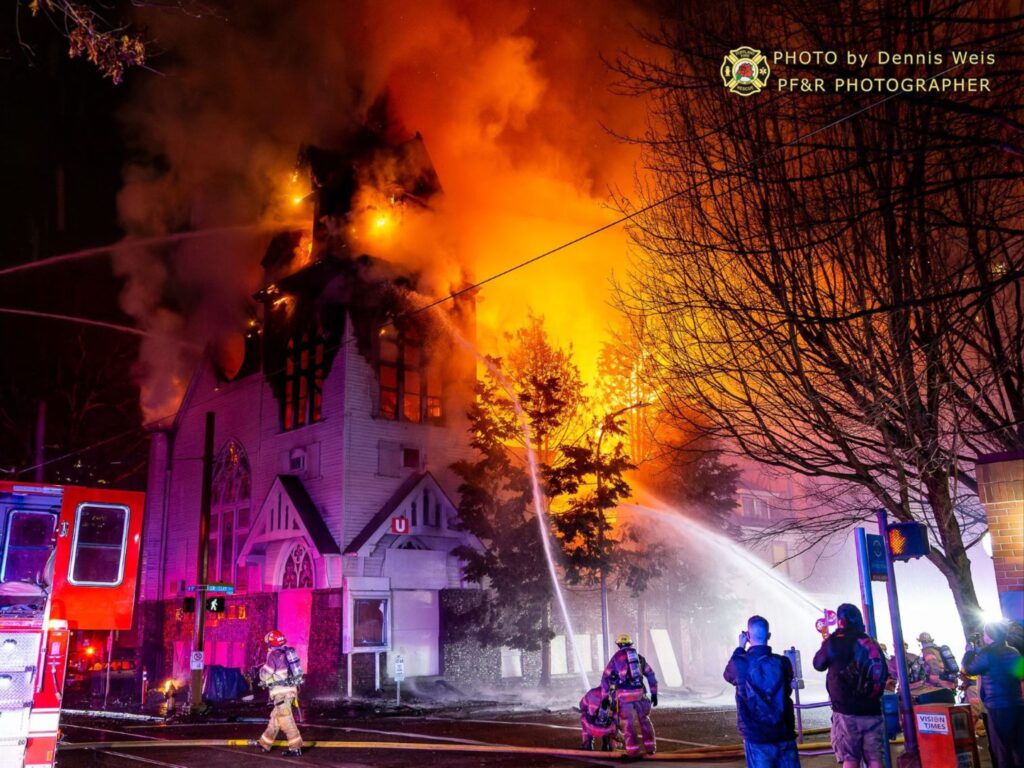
[0,8,146,486]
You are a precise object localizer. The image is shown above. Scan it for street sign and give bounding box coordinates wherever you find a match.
[190,651,204,671]
[205,596,226,613]
[391,516,409,534]
[866,534,888,581]
[394,655,405,706]
[784,647,804,688]
[187,583,235,594]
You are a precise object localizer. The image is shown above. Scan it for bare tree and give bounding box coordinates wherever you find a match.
[616,0,1024,636]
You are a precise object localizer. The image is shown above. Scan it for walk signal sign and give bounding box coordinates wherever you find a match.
[205,596,226,613]
[888,522,931,562]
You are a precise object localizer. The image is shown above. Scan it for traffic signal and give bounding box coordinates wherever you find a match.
[888,522,931,562]
[205,596,226,613]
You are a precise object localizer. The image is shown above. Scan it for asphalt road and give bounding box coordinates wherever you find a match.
[54,702,837,768]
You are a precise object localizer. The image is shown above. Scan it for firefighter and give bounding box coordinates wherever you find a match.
[916,632,958,703]
[579,686,618,751]
[600,633,658,759]
[252,630,304,756]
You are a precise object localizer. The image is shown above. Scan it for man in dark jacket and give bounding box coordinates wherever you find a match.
[962,621,1024,768]
[812,604,888,768]
[724,615,800,768]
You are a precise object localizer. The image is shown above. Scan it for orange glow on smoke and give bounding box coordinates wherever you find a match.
[120,1,660,421]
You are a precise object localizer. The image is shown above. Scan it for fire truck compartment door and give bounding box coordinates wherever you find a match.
[50,487,145,630]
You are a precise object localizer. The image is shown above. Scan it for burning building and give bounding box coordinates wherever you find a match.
[136,128,485,696]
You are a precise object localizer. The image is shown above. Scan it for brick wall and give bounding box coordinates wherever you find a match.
[976,454,1024,621]
[153,592,276,681]
[306,589,343,696]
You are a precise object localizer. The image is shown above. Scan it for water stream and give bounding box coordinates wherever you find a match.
[0,225,270,279]
[427,305,591,689]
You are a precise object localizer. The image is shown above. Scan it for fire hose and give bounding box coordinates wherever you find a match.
[57,735,903,762]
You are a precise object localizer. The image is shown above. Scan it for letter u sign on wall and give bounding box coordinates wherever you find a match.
[391,516,409,534]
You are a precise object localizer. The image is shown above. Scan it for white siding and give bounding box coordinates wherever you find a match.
[143,307,476,598]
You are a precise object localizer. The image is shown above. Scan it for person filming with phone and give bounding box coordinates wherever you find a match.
[724,615,801,768]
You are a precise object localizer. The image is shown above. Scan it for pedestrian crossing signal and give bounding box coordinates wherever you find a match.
[205,596,226,613]
[888,522,931,562]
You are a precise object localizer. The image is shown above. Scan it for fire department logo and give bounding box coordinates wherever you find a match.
[721,47,770,96]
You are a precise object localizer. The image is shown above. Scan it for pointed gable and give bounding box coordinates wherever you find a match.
[238,474,339,564]
[344,471,478,557]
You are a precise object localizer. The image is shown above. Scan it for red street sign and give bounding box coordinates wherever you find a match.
[391,516,409,534]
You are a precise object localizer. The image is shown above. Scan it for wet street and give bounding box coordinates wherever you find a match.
[55,702,835,767]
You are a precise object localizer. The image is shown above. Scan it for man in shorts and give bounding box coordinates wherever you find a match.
[812,604,888,768]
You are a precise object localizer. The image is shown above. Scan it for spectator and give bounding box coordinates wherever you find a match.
[962,621,1024,768]
[812,604,888,768]
[724,615,800,768]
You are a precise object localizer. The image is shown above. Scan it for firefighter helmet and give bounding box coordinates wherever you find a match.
[264,629,287,647]
[917,632,934,645]
[615,633,633,647]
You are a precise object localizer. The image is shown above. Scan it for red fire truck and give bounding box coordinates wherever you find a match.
[0,481,144,768]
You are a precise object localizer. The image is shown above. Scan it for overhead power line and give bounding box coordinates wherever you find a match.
[17,60,1020,478]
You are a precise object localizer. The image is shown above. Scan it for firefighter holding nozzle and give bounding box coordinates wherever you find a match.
[252,630,304,756]
[600,633,658,759]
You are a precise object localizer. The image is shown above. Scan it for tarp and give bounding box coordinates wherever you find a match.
[202,665,250,702]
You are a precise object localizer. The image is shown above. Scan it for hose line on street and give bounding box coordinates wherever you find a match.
[61,735,889,761]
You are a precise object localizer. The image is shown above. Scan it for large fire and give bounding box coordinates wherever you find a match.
[118,1,657,420]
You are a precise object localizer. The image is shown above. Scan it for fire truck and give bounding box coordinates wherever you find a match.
[0,481,144,768]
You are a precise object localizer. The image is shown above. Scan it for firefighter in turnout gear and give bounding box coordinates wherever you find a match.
[916,631,958,704]
[600,633,658,758]
[254,630,304,756]
[579,686,619,751]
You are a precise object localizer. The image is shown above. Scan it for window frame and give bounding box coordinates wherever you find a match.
[0,509,57,583]
[67,502,130,588]
[377,327,443,424]
[352,597,389,648]
[282,332,326,430]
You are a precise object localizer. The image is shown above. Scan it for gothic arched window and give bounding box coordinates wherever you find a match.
[206,440,252,593]
[281,543,313,589]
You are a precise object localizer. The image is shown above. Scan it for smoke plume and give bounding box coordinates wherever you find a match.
[118,0,653,419]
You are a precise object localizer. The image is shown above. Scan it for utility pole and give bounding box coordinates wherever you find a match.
[595,402,648,662]
[190,412,215,715]
[34,401,46,483]
[877,509,920,767]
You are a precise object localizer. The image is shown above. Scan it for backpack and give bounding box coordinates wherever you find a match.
[838,635,887,700]
[742,653,785,723]
[937,645,959,682]
[906,654,926,684]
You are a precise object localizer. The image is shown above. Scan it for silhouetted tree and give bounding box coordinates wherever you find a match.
[617,0,1024,637]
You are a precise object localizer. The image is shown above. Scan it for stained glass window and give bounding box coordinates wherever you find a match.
[282,543,313,589]
[207,440,251,593]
